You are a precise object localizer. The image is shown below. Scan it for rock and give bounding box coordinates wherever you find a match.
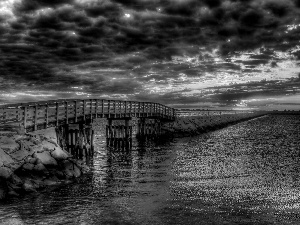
[73,164,81,178]
[25,156,37,164]
[0,136,20,153]
[22,163,34,171]
[9,148,33,162]
[54,170,65,179]
[62,160,75,178]
[0,166,13,179]
[0,187,7,200]
[43,179,60,186]
[11,134,28,142]
[0,178,7,199]
[35,158,43,164]
[81,164,90,173]
[9,174,23,186]
[33,151,58,166]
[8,189,19,197]
[6,161,23,172]
[32,179,45,189]
[29,127,58,144]
[41,140,57,151]
[0,148,14,167]
[50,147,71,161]
[30,144,44,153]
[22,179,37,192]
[33,163,48,174]
[7,182,22,192]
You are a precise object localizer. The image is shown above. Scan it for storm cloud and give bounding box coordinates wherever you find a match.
[0,0,299,109]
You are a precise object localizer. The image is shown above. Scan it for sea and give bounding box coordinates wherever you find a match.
[0,114,299,225]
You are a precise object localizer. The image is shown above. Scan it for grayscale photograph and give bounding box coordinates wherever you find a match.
[0,0,300,224]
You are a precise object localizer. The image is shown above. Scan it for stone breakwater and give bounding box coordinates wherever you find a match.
[0,126,90,200]
[162,113,266,137]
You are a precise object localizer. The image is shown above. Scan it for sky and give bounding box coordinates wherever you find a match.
[0,0,300,110]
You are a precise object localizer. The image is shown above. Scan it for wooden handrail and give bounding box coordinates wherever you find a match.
[0,98,176,130]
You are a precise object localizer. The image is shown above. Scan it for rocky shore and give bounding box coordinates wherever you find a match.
[162,112,267,137]
[0,126,90,200]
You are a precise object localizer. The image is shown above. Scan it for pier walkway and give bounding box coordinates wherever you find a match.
[0,99,176,155]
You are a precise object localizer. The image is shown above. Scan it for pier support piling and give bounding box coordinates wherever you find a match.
[56,122,94,159]
[106,118,132,150]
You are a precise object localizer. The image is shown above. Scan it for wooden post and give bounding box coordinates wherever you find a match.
[34,105,38,131]
[143,102,145,116]
[45,105,48,128]
[65,101,69,124]
[75,101,78,122]
[90,99,93,120]
[107,119,113,146]
[102,99,104,117]
[96,99,99,118]
[138,102,141,117]
[23,106,27,130]
[83,100,86,121]
[125,119,130,148]
[108,100,111,118]
[119,101,121,118]
[124,101,127,116]
[91,129,94,155]
[129,101,132,115]
[56,102,59,127]
[114,100,116,117]
[132,102,134,115]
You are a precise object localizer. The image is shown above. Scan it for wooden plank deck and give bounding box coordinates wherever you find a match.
[0,99,176,131]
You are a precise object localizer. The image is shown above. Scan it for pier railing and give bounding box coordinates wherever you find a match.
[0,99,176,131]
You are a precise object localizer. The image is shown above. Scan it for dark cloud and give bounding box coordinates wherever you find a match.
[14,0,74,13]
[84,1,120,18]
[0,0,298,108]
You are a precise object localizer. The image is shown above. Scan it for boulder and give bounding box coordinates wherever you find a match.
[18,139,35,151]
[33,151,58,166]
[22,163,34,171]
[7,181,22,192]
[41,140,57,151]
[73,164,81,178]
[7,188,19,197]
[32,179,45,189]
[0,178,7,199]
[25,156,37,164]
[0,187,6,200]
[0,166,13,179]
[43,179,60,186]
[33,163,48,174]
[9,174,23,186]
[9,148,33,162]
[53,170,65,179]
[0,148,14,167]
[62,160,75,178]
[30,144,44,153]
[0,136,20,153]
[22,179,37,192]
[6,161,23,172]
[29,127,58,144]
[50,147,71,161]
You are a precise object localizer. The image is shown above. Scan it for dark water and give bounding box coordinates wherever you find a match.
[0,115,300,225]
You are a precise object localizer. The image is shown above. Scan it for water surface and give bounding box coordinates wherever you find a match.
[0,115,300,225]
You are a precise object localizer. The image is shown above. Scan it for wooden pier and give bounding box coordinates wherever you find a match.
[0,99,176,156]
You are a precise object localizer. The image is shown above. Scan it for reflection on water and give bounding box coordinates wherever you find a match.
[0,115,300,225]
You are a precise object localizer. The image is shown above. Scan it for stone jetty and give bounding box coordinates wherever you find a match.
[162,112,266,137]
[0,125,89,200]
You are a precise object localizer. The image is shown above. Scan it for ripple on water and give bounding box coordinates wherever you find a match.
[0,115,300,225]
